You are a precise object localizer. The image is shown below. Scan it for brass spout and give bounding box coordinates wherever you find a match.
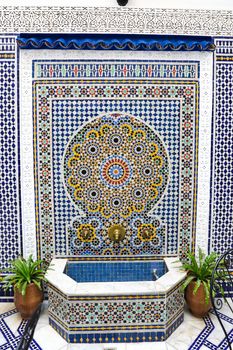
[108,224,126,242]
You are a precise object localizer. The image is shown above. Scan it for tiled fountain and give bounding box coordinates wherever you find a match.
[0,4,232,348]
[46,112,186,343]
[16,32,212,345]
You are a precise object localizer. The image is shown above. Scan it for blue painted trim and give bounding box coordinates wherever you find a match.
[17,34,215,51]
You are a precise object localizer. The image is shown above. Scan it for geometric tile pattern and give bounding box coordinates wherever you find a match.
[210,41,233,253]
[64,113,170,256]
[215,39,233,55]
[52,98,180,256]
[0,36,15,52]
[33,61,199,79]
[66,297,167,326]
[0,308,42,350]
[33,60,199,260]
[188,310,233,350]
[0,7,233,36]
[49,315,184,344]
[47,281,184,343]
[64,114,169,216]
[0,35,21,271]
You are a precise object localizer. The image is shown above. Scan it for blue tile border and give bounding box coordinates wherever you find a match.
[49,317,167,343]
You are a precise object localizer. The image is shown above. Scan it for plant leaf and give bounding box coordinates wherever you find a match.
[193,279,201,295]
[0,255,48,295]
[180,275,195,291]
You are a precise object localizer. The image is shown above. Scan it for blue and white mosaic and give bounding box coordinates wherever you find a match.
[0,308,42,350]
[0,7,231,350]
[210,41,233,254]
[18,50,214,262]
[188,310,233,350]
[0,10,230,272]
[0,36,21,273]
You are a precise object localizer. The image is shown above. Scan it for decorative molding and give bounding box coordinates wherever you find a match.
[17,34,216,51]
[0,7,233,36]
[33,60,199,80]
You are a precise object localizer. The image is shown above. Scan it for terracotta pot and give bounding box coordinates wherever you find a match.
[14,283,43,320]
[185,281,211,317]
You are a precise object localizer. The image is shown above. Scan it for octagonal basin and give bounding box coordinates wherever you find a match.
[46,257,186,343]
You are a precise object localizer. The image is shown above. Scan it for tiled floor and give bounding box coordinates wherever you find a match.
[0,301,232,350]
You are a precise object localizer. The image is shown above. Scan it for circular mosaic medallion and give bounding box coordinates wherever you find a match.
[101,156,132,188]
[63,112,170,218]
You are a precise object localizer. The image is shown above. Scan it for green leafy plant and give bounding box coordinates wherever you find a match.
[0,255,49,296]
[180,248,225,304]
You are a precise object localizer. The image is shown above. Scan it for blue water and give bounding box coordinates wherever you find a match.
[65,260,167,283]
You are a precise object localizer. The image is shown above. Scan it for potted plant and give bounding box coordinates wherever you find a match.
[0,255,48,319]
[180,248,223,317]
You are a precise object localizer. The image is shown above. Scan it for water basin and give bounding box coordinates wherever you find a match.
[46,257,186,343]
[65,260,167,283]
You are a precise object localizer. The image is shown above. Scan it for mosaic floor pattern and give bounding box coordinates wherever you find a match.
[0,302,232,350]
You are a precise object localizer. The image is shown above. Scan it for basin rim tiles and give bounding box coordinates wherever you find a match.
[46,257,186,296]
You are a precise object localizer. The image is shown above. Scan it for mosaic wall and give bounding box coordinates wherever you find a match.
[0,6,232,279]
[47,282,184,343]
[0,36,21,271]
[210,39,233,254]
[32,59,199,260]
